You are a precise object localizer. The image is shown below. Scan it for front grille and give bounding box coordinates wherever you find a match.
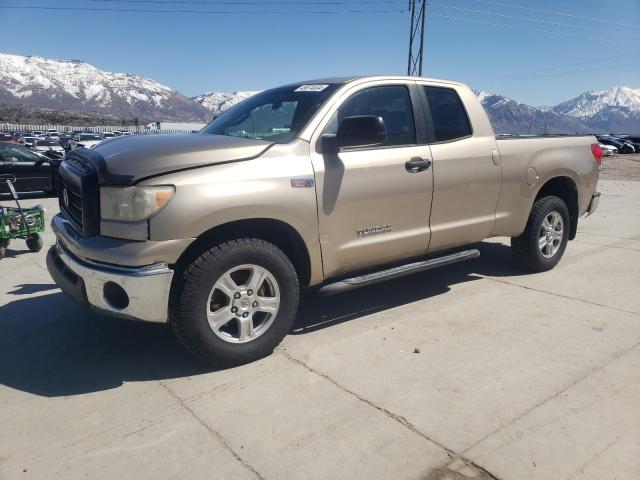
[59,154,100,237]
[61,181,83,227]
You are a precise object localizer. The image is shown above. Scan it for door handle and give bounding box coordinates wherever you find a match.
[405,157,431,173]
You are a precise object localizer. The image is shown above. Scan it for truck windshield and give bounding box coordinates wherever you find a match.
[201,84,339,143]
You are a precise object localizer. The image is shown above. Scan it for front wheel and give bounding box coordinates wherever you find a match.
[170,238,300,366]
[511,195,570,272]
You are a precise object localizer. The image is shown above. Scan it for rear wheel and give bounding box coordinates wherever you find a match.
[511,195,570,272]
[170,238,299,366]
[26,233,43,252]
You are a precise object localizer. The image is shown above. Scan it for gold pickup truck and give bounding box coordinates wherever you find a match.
[47,76,602,364]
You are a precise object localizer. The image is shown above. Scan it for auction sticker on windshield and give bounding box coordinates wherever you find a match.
[295,84,329,92]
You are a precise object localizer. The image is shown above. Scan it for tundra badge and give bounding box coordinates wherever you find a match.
[357,224,393,237]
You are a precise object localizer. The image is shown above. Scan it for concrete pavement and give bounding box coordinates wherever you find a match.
[1,179,639,480]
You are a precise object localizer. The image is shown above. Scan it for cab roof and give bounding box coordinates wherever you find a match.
[283,75,465,87]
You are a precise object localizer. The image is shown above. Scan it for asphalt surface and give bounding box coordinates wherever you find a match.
[1,178,639,480]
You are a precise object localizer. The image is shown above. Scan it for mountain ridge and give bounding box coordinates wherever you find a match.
[0,53,209,122]
[1,52,638,133]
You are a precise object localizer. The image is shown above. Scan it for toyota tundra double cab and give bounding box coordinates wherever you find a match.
[47,76,602,365]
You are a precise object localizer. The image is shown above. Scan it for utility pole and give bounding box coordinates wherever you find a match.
[407,0,427,76]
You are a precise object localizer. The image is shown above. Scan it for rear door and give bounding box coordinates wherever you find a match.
[417,83,501,252]
[309,80,434,278]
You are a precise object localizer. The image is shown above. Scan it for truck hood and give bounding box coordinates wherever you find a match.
[77,133,273,184]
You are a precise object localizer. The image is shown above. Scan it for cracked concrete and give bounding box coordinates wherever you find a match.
[1,179,639,480]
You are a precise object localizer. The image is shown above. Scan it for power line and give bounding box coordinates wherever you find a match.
[460,0,640,31]
[480,60,633,85]
[0,4,406,14]
[481,53,631,83]
[429,2,640,38]
[429,12,640,48]
[27,0,407,4]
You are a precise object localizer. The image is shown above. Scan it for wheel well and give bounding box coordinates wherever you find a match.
[536,176,579,240]
[173,218,312,286]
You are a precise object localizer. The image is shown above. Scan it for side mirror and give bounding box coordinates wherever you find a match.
[321,134,340,155]
[321,115,386,154]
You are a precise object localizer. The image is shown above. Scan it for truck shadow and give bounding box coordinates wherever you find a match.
[0,240,526,397]
[293,240,519,334]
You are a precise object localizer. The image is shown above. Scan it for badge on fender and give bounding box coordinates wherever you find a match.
[291,177,315,188]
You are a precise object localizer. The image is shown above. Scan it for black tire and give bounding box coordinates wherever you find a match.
[26,233,43,252]
[0,246,5,259]
[170,238,300,366]
[511,195,570,272]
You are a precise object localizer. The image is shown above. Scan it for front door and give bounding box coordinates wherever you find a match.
[310,82,433,279]
[0,145,52,193]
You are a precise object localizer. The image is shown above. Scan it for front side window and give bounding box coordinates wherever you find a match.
[202,84,339,144]
[325,85,417,147]
[0,146,40,162]
[424,86,472,142]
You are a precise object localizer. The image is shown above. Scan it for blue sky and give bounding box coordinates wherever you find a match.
[1,0,639,106]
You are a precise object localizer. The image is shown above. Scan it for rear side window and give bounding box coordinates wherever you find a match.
[326,85,417,147]
[424,86,472,142]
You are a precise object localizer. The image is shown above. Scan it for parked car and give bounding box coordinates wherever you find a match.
[101,132,117,139]
[72,133,103,149]
[0,133,20,144]
[614,135,640,153]
[31,130,45,137]
[596,135,635,154]
[48,76,601,365]
[33,139,65,155]
[0,143,61,194]
[58,135,74,152]
[20,136,38,149]
[599,143,617,156]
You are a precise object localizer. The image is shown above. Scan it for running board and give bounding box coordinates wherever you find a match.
[317,249,480,296]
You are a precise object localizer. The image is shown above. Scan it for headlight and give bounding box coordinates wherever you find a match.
[100,186,175,221]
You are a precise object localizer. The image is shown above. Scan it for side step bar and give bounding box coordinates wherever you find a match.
[317,249,480,296]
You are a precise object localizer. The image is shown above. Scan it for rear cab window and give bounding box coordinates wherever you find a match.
[423,86,472,142]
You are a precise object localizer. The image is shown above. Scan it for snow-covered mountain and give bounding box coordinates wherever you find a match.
[554,86,640,118]
[1,52,638,133]
[552,87,640,132]
[475,91,592,135]
[192,91,260,116]
[0,53,209,121]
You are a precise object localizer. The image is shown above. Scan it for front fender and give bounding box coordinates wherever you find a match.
[146,148,323,284]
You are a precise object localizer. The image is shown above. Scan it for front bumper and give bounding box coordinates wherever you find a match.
[47,242,173,323]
